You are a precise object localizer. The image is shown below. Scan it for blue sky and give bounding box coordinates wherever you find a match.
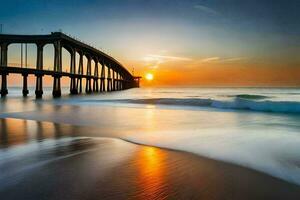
[1,0,300,85]
[1,0,299,57]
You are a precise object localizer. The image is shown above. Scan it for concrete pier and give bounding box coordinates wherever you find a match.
[0,32,140,98]
[22,73,29,97]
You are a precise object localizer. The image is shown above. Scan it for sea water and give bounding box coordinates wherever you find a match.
[0,87,300,185]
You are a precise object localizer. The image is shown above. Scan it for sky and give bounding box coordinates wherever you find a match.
[1,0,300,86]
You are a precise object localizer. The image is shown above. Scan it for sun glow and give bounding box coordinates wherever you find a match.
[145,73,154,81]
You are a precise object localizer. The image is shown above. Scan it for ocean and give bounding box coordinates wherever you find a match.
[0,87,300,187]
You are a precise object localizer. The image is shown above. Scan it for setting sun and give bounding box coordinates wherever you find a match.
[145,73,154,81]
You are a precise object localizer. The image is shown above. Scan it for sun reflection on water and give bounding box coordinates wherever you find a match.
[137,146,168,199]
[0,118,76,148]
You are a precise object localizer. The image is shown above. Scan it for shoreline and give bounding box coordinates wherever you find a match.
[2,116,300,187]
[0,118,300,199]
[121,138,300,187]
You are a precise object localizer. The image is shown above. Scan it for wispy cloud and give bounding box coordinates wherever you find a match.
[201,57,246,63]
[201,57,220,63]
[145,54,192,61]
[143,54,192,69]
[223,57,246,62]
[194,5,218,15]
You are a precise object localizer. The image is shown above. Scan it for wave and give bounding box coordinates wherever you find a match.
[80,95,300,113]
[214,94,300,113]
[227,94,269,100]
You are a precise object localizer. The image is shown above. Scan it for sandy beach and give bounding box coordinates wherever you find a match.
[0,118,299,200]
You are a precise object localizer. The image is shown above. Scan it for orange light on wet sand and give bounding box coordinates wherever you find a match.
[145,73,154,81]
[137,146,166,199]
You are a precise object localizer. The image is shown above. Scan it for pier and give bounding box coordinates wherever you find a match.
[0,32,141,98]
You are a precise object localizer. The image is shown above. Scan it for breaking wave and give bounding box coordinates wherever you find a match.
[80,94,300,113]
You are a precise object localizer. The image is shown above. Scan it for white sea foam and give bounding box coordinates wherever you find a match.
[123,128,300,185]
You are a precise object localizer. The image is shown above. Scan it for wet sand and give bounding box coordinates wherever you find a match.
[0,118,300,200]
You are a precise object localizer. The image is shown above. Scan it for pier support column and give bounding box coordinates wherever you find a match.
[0,43,8,67]
[107,66,112,92]
[36,43,44,70]
[0,72,8,97]
[85,76,92,93]
[100,61,106,92]
[70,49,77,94]
[85,78,89,93]
[35,75,43,98]
[85,56,92,94]
[100,77,105,92]
[93,60,99,92]
[93,78,99,92]
[115,73,118,91]
[77,77,82,93]
[76,52,83,93]
[112,70,116,91]
[115,80,119,91]
[121,79,124,90]
[52,41,62,97]
[116,75,119,90]
[70,75,78,94]
[35,43,45,98]
[0,43,9,97]
[93,77,98,92]
[123,80,126,90]
[119,76,122,90]
[119,75,122,90]
[22,73,29,97]
[52,75,61,98]
[118,74,121,90]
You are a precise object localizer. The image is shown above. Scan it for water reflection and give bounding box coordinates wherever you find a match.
[0,118,77,148]
[136,146,167,199]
